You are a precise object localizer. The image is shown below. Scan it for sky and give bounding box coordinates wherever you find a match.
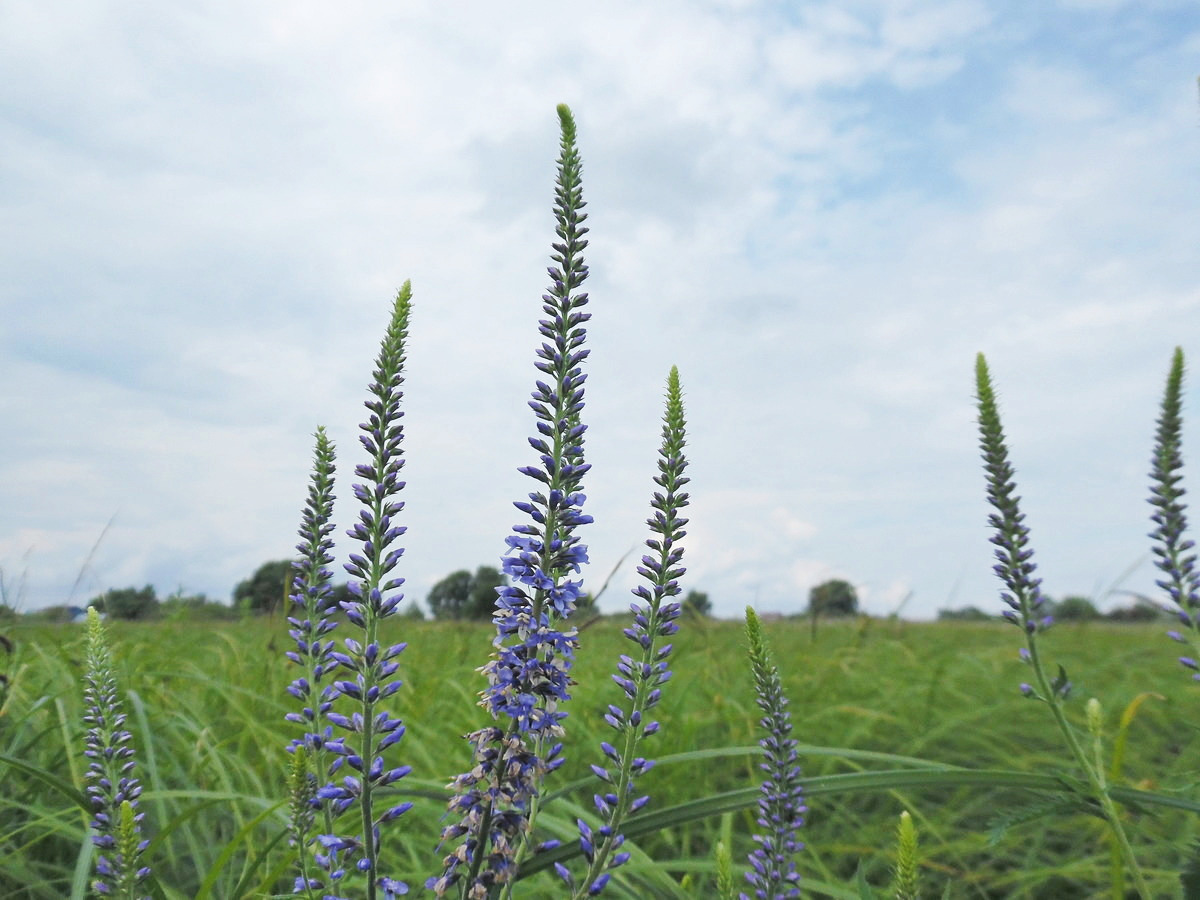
[1,0,1197,620]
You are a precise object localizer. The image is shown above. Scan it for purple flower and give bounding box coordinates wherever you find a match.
[561,367,690,898]
[1147,347,1200,677]
[317,283,414,898]
[432,104,592,898]
[83,608,151,899]
[741,608,804,900]
[975,354,1063,699]
[285,428,340,765]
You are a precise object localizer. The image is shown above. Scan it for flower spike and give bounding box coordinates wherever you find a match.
[741,607,804,900]
[1147,347,1200,678]
[316,283,414,900]
[564,366,690,898]
[83,607,151,899]
[975,353,1152,898]
[432,104,592,899]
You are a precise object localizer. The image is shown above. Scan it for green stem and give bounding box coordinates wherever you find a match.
[1025,637,1151,899]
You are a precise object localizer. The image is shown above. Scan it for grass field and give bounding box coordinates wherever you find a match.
[1,614,1197,898]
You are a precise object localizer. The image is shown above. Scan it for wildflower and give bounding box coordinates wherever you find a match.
[283,427,341,895]
[432,103,592,898]
[742,607,804,900]
[83,607,151,899]
[975,354,1152,898]
[561,366,689,898]
[1147,347,1200,678]
[975,354,1050,638]
[891,811,918,900]
[318,283,414,899]
[285,427,340,755]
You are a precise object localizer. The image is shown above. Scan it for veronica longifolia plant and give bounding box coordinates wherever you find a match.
[285,425,340,892]
[431,104,592,900]
[83,607,150,899]
[561,365,690,898]
[975,353,1150,900]
[290,284,414,900]
[742,607,804,900]
[1148,348,1200,676]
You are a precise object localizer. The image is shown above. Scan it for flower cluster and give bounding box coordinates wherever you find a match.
[974,354,1152,897]
[83,607,151,899]
[285,426,339,753]
[742,607,804,900]
[431,104,592,899]
[560,366,690,899]
[300,284,414,900]
[1148,347,1200,678]
[974,354,1052,638]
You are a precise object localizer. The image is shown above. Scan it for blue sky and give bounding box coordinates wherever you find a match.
[1,0,1197,619]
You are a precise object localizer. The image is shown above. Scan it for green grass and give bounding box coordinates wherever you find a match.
[1,615,1197,898]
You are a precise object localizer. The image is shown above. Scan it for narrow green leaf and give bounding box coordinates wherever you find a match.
[193,800,287,900]
[0,751,89,811]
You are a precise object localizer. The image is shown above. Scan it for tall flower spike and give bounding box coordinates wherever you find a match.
[975,354,1052,641]
[431,103,593,900]
[562,366,689,899]
[742,608,804,900]
[317,284,414,900]
[283,428,339,897]
[1148,347,1200,678]
[976,354,1152,898]
[83,607,151,899]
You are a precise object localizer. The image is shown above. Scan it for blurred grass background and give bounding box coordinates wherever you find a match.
[1,615,1196,898]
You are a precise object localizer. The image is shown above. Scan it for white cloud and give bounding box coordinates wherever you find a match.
[1,0,1197,623]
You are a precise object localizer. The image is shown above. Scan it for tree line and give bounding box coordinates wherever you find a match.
[5,560,1169,625]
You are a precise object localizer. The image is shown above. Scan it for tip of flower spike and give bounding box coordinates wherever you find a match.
[557,103,576,140]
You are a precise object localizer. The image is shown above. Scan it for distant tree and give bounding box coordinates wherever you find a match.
[24,604,78,623]
[572,592,598,619]
[161,591,236,621]
[807,579,858,618]
[467,566,504,620]
[936,606,993,622]
[1050,595,1100,622]
[1106,603,1168,623]
[400,601,425,620]
[683,589,712,617]
[427,569,472,620]
[89,585,159,620]
[234,560,294,614]
[427,566,505,621]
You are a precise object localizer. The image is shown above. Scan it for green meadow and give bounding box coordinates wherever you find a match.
[2,615,1195,898]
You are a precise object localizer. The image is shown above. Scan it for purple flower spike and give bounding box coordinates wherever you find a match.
[432,104,592,898]
[741,608,804,900]
[285,427,339,749]
[83,608,151,899]
[976,355,1049,642]
[313,283,414,899]
[566,367,690,898]
[975,354,1063,699]
[1147,347,1200,678]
